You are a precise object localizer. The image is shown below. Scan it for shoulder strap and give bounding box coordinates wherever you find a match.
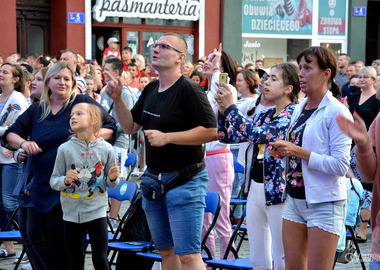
[108,102,114,114]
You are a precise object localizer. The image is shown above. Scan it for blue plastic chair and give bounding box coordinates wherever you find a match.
[0,207,24,270]
[205,207,253,269]
[233,156,245,174]
[124,153,137,181]
[107,190,151,266]
[107,180,138,236]
[135,191,222,262]
[230,157,247,224]
[86,181,138,253]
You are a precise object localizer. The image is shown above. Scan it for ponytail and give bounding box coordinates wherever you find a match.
[247,94,262,117]
[330,80,341,100]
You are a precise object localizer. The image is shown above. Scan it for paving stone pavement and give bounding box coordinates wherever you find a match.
[0,198,373,270]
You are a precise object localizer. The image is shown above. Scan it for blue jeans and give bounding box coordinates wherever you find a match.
[142,169,208,255]
[371,259,380,270]
[0,163,22,230]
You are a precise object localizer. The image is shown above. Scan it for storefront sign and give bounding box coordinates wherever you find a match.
[353,6,366,17]
[318,0,346,36]
[68,12,85,24]
[242,0,313,36]
[93,0,200,22]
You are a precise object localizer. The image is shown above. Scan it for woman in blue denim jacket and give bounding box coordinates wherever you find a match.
[216,62,300,270]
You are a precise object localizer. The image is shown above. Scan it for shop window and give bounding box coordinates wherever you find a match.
[142,32,194,64]
[127,31,139,55]
[145,19,194,27]
[287,39,311,60]
[321,43,342,58]
[123,18,142,24]
[103,17,119,23]
[242,37,311,66]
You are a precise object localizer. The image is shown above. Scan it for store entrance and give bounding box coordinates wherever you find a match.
[91,27,120,64]
[16,0,50,57]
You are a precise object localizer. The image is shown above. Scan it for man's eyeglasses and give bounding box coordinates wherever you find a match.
[152,43,183,54]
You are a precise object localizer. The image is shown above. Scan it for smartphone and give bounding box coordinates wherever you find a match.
[219,72,228,84]
[377,61,380,66]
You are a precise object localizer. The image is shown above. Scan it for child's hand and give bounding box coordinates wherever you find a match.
[108,163,120,182]
[65,170,78,185]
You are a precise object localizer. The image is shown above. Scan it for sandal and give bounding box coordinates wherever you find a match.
[356,235,367,243]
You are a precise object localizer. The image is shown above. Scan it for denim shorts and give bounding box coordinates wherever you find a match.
[282,195,346,236]
[142,169,208,255]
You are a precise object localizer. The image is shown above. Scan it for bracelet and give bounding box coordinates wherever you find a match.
[20,140,27,149]
[213,67,220,71]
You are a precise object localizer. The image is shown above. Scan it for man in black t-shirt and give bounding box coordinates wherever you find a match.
[105,33,216,270]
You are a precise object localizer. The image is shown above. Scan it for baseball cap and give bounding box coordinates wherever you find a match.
[258,67,271,78]
[107,37,119,44]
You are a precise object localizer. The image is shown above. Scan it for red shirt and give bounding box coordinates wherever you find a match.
[103,48,121,58]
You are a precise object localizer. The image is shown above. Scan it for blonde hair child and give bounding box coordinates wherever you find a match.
[50,102,120,269]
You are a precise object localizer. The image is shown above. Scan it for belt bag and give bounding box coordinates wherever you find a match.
[141,162,205,201]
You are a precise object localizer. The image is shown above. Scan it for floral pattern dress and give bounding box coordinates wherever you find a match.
[218,103,295,206]
[286,108,316,199]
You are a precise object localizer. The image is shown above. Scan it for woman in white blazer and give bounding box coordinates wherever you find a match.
[0,63,28,258]
[270,47,352,270]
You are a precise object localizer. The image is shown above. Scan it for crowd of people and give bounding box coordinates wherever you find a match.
[0,32,379,270]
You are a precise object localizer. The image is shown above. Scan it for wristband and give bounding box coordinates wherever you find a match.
[20,140,27,149]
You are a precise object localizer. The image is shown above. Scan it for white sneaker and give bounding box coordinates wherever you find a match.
[21,263,32,270]
[14,252,29,264]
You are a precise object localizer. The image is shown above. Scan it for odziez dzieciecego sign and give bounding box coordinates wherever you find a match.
[93,0,200,22]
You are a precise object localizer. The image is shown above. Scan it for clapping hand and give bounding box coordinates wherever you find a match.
[336,111,369,146]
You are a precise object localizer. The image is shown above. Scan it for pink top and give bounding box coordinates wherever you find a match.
[355,113,380,261]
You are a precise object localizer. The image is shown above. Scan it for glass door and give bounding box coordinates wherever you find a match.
[320,42,343,58]
[126,31,139,56]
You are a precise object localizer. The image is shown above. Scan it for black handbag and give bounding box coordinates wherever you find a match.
[140,162,205,201]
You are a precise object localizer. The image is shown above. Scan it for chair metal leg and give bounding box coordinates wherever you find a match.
[332,252,340,269]
[235,230,247,254]
[14,247,26,270]
[347,226,366,270]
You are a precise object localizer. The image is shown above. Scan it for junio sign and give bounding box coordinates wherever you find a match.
[93,0,201,22]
